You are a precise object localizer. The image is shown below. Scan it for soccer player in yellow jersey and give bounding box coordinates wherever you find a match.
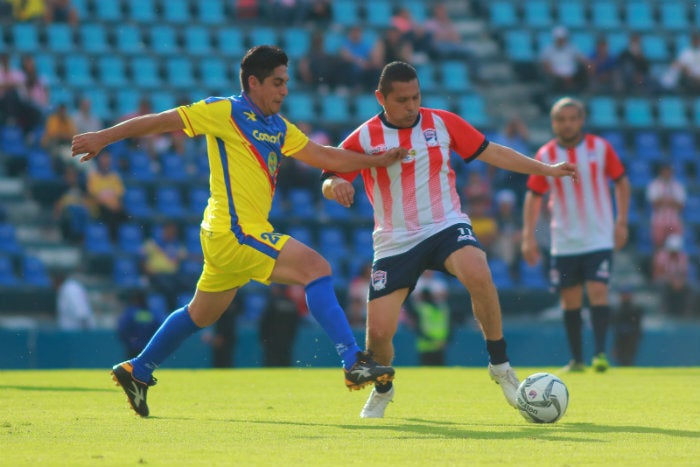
[72,46,405,417]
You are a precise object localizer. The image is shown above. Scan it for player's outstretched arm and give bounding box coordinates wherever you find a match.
[322,176,355,208]
[521,191,543,266]
[479,143,578,180]
[292,140,406,173]
[71,109,185,162]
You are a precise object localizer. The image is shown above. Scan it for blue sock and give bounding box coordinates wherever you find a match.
[131,305,201,382]
[305,276,360,370]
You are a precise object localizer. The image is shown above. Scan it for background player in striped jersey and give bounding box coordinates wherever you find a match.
[72,46,406,417]
[321,61,578,418]
[521,97,631,373]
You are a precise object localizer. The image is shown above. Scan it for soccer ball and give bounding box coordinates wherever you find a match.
[516,372,569,423]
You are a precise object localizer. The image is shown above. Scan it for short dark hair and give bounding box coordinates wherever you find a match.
[378,61,418,96]
[239,45,288,93]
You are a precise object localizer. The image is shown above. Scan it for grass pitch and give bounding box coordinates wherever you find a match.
[0,367,698,467]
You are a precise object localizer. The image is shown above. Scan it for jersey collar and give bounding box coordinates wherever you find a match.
[379,111,421,129]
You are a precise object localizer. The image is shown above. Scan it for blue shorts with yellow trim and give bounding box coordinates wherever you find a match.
[197,225,290,292]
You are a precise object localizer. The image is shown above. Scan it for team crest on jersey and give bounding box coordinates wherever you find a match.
[423,128,439,147]
[402,149,416,163]
[267,152,279,175]
[369,144,387,155]
[371,270,387,291]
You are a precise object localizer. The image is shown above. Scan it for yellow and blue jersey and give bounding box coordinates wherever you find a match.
[177,93,308,239]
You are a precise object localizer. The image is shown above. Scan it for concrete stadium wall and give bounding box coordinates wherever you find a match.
[1,323,698,370]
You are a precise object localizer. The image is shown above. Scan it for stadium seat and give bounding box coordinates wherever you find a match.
[155,186,186,219]
[12,23,39,52]
[282,93,315,122]
[557,2,586,29]
[27,149,57,180]
[165,57,196,89]
[113,257,141,288]
[320,95,350,123]
[123,186,153,219]
[503,30,535,62]
[685,194,700,226]
[94,0,123,21]
[356,94,380,118]
[423,94,450,111]
[625,2,655,31]
[523,1,553,28]
[163,0,191,23]
[115,89,142,117]
[63,55,93,87]
[660,2,689,31]
[632,131,663,161]
[623,98,654,128]
[669,131,697,160]
[183,26,212,56]
[0,255,19,286]
[570,31,595,56]
[78,24,109,54]
[216,27,246,58]
[519,259,548,290]
[160,152,188,182]
[199,57,229,91]
[282,28,310,60]
[488,258,514,290]
[351,227,374,256]
[287,188,316,219]
[248,27,278,48]
[641,35,670,62]
[657,96,688,129]
[69,0,88,17]
[127,0,156,22]
[183,225,202,255]
[21,255,51,287]
[45,24,74,53]
[366,0,393,27]
[332,0,360,27]
[321,198,351,221]
[591,1,620,29]
[489,1,517,28]
[150,91,176,113]
[240,292,267,322]
[598,130,627,160]
[415,63,438,92]
[115,25,144,55]
[130,56,161,89]
[0,223,22,256]
[117,223,144,255]
[49,87,74,110]
[606,31,629,56]
[84,223,114,255]
[197,0,225,24]
[405,1,427,22]
[440,61,470,92]
[458,95,490,128]
[692,98,700,127]
[287,226,313,246]
[149,25,179,55]
[33,53,59,86]
[125,151,156,182]
[147,293,169,316]
[97,56,128,88]
[0,125,28,157]
[81,88,111,121]
[188,186,209,215]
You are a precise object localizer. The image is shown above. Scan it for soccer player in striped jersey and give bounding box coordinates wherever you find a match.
[321,61,578,418]
[521,97,631,373]
[72,46,406,417]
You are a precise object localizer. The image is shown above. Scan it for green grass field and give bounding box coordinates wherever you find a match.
[1,367,698,466]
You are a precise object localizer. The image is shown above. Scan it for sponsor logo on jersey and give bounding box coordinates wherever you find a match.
[371,270,387,291]
[243,110,257,121]
[253,130,283,144]
[369,144,387,155]
[423,128,439,147]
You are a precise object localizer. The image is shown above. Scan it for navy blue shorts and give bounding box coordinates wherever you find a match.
[368,223,483,300]
[550,249,613,289]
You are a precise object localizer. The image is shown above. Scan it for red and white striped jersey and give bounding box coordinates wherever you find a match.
[527,134,626,255]
[334,108,488,260]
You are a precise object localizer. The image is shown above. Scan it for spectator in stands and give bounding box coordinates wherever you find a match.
[266,0,306,25]
[0,0,13,21]
[347,261,372,328]
[652,233,692,318]
[492,189,522,280]
[297,31,342,92]
[233,0,259,19]
[646,162,686,250]
[671,32,700,94]
[202,295,241,368]
[375,26,414,66]
[86,151,126,241]
[41,103,77,167]
[391,7,433,64]
[539,26,591,94]
[489,116,531,196]
[72,97,102,135]
[141,221,188,310]
[120,98,166,157]
[337,26,383,91]
[522,97,630,373]
[55,271,96,330]
[424,3,471,60]
[53,165,92,244]
[589,36,619,93]
[304,0,332,27]
[259,283,301,366]
[462,169,493,213]
[406,276,451,366]
[117,290,167,359]
[612,284,643,366]
[0,53,42,137]
[11,0,44,21]
[20,55,49,116]
[618,33,651,93]
[44,0,78,25]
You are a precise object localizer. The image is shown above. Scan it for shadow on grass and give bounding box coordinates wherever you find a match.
[0,385,113,393]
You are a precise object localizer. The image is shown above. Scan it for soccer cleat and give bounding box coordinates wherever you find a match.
[111,361,157,417]
[562,360,586,372]
[488,362,519,408]
[344,351,395,391]
[360,386,395,418]
[591,353,610,373]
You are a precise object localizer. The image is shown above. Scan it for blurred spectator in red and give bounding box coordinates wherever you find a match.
[234,0,259,19]
[424,3,471,60]
[338,26,383,91]
[646,163,686,250]
[86,151,126,241]
[618,33,651,93]
[44,0,79,25]
[652,233,692,318]
[72,97,102,134]
[539,26,591,93]
[589,36,619,93]
[391,6,432,64]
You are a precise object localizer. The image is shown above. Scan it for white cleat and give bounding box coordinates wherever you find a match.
[488,362,519,409]
[360,386,395,418]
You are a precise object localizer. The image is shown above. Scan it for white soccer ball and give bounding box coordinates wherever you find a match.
[516,372,569,423]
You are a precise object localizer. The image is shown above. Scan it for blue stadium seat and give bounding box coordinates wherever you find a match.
[415,63,438,92]
[519,259,548,290]
[94,0,123,21]
[282,93,315,122]
[623,98,653,128]
[570,31,595,56]
[115,89,142,117]
[63,55,93,87]
[588,96,620,128]
[669,131,697,160]
[70,0,88,16]
[33,53,59,86]
[0,255,19,286]
[660,2,689,31]
[147,293,169,317]
[366,0,392,27]
[149,25,179,55]
[115,25,144,54]
[685,194,700,226]
[49,87,74,110]
[117,223,144,255]
[78,24,109,54]
[123,186,152,219]
[503,30,534,62]
[332,0,359,27]
[657,96,688,129]
[183,225,202,255]
[12,23,39,52]
[598,130,627,160]
[248,27,278,47]
[692,98,700,127]
[113,257,141,288]
[405,1,427,22]
[130,56,161,89]
[632,131,663,161]
[488,258,513,290]
[217,27,246,58]
[320,95,350,123]
[557,2,586,29]
[353,192,374,219]
[155,186,186,218]
[165,57,196,89]
[287,188,316,219]
[591,1,620,29]
[441,61,470,92]
[625,2,655,31]
[287,226,313,245]
[627,160,653,189]
[161,152,188,181]
[641,35,670,62]
[351,227,373,256]
[84,223,114,255]
[356,94,380,118]
[183,26,212,56]
[97,56,128,88]
[163,0,191,23]
[45,24,74,53]
[283,28,310,60]
[606,31,629,56]
[27,149,57,180]
[523,1,553,28]
[240,292,267,322]
[22,255,50,287]
[126,151,156,182]
[81,88,111,120]
[423,94,450,111]
[150,91,176,113]
[321,198,351,221]
[197,0,225,24]
[489,1,517,27]
[199,57,229,91]
[458,95,490,128]
[188,186,209,215]
[0,223,22,256]
[0,125,27,157]
[128,0,156,22]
